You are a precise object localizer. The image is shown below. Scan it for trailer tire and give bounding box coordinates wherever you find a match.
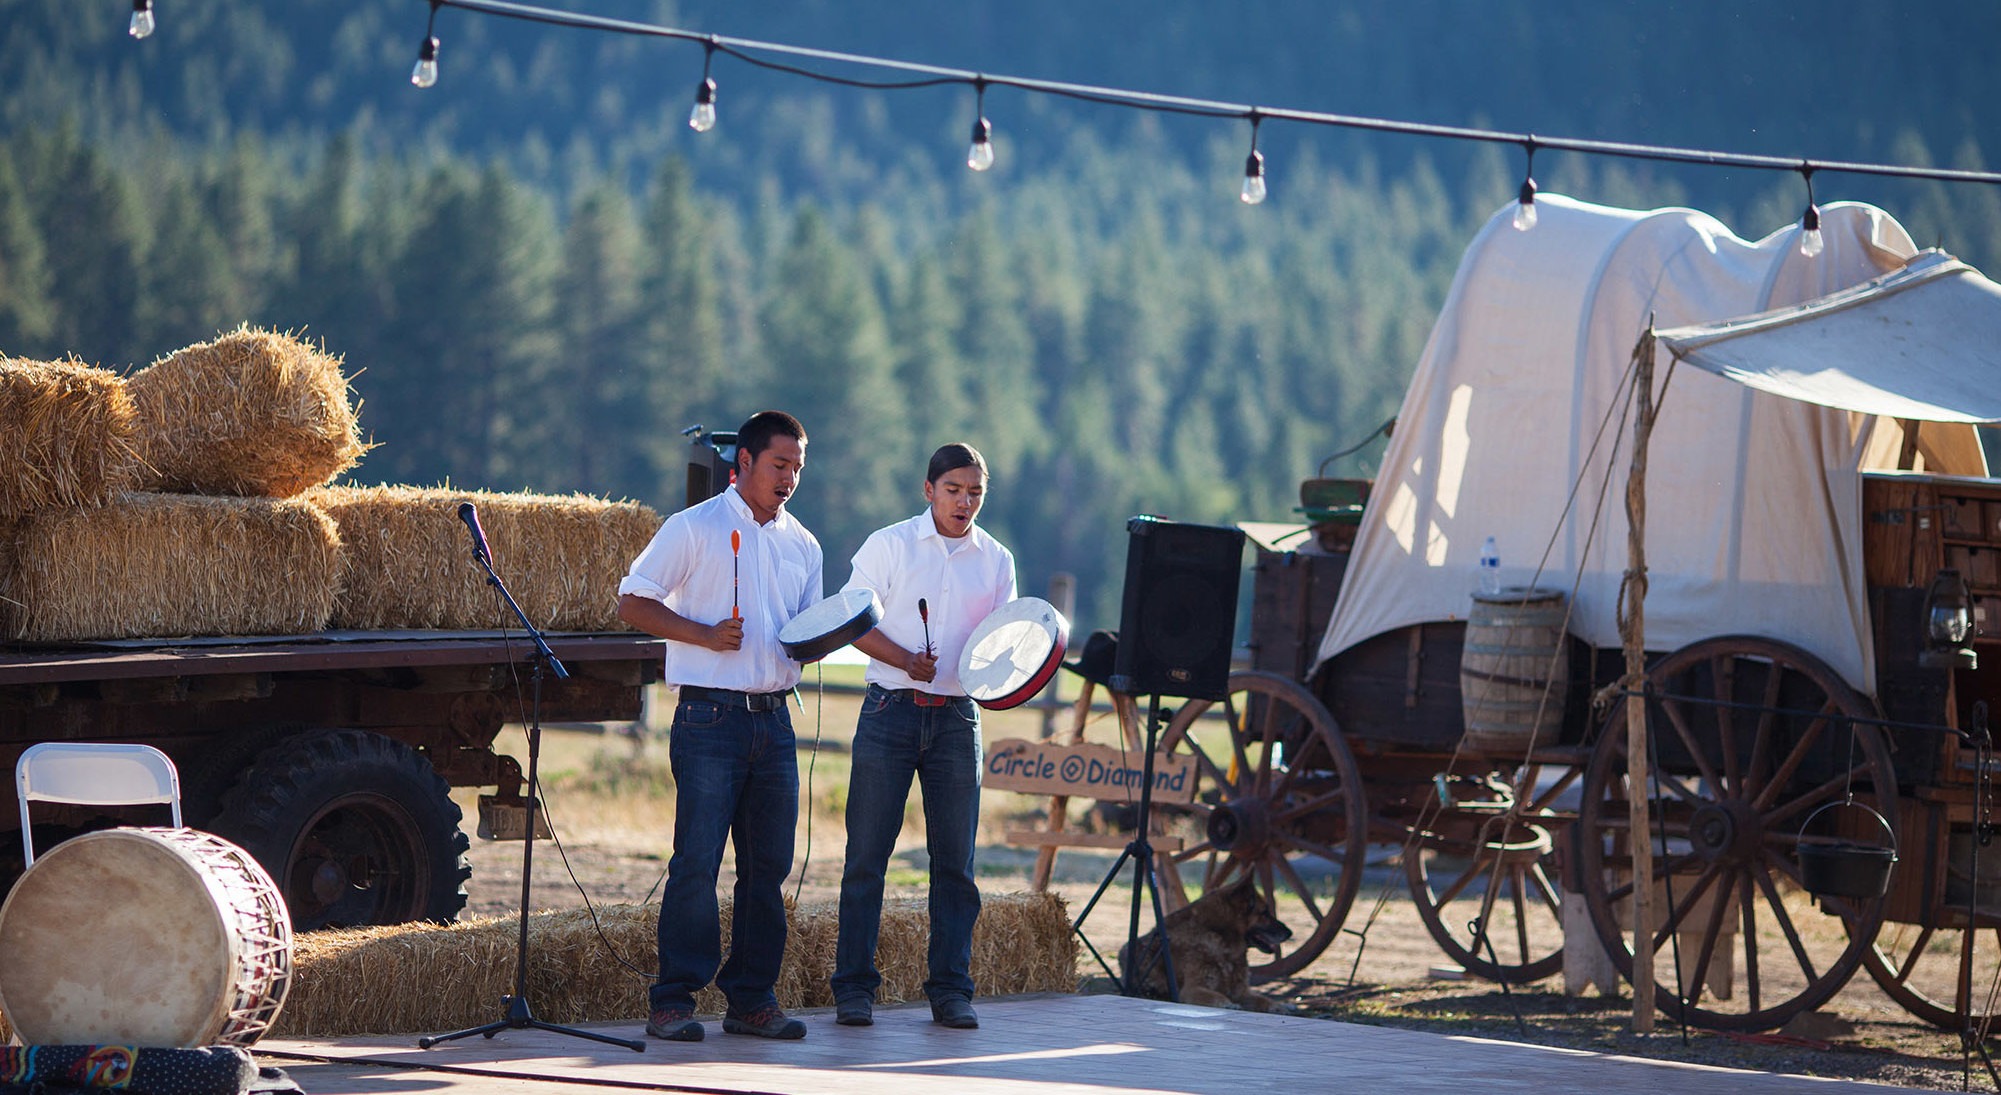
[208,728,471,931]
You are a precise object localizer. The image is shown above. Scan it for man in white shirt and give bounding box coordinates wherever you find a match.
[830,443,1016,1030]
[618,411,822,1043]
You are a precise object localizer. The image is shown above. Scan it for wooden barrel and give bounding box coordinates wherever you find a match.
[1459,587,1569,756]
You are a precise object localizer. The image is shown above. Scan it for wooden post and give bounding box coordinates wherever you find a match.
[1623,332,1658,1033]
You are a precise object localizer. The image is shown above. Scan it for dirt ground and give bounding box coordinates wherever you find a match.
[461,721,1998,1095]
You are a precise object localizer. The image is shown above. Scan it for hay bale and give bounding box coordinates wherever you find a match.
[0,493,340,641]
[0,357,140,517]
[273,892,1075,1037]
[306,485,659,632]
[126,326,368,497]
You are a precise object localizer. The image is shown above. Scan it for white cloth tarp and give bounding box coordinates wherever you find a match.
[1315,194,1992,694]
[1658,252,2001,424]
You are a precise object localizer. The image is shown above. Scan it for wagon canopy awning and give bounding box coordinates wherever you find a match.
[1656,251,2001,424]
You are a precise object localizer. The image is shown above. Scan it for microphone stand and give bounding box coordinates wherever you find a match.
[420,528,646,1053]
[1068,691,1180,1001]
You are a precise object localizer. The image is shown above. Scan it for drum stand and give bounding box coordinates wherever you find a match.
[1069,693,1180,1000]
[419,549,646,1053]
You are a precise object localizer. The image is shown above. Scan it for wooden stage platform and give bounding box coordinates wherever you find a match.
[259,993,1912,1094]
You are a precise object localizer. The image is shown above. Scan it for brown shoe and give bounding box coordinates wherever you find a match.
[723,1003,806,1039]
[645,1007,703,1041]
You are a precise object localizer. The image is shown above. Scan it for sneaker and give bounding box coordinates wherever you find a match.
[645,1007,704,1042]
[931,996,979,1029]
[723,1003,807,1039]
[835,997,873,1027]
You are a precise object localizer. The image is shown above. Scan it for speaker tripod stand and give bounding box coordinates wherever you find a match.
[419,504,646,1053]
[1069,692,1180,1000]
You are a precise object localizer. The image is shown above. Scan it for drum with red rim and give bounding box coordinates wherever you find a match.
[0,827,292,1047]
[958,597,1070,710]
[779,588,882,662]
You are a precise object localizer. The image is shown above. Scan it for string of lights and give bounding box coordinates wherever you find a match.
[133,0,2001,255]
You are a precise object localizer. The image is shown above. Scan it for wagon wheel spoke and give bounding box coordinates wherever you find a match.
[1252,694,1284,794]
[1678,867,1737,1011]
[1710,655,1742,795]
[1652,862,1724,943]
[1180,740,1235,795]
[1527,860,1563,918]
[1274,787,1352,825]
[1750,860,1819,984]
[1600,850,1701,905]
[1271,852,1326,925]
[1221,694,1256,791]
[1511,876,1536,968]
[1742,668,1785,800]
[1661,698,1725,794]
[1750,704,1833,811]
[1271,829,1350,866]
[1738,869,1761,1015]
[1888,924,1939,986]
[1526,765,1582,814]
[1761,765,1875,831]
[1430,853,1490,908]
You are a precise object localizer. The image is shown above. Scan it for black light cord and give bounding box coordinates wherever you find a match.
[415,0,2001,192]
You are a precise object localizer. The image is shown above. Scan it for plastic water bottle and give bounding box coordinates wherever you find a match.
[1478,535,1501,595]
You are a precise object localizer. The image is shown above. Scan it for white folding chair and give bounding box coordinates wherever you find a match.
[16,741,183,867]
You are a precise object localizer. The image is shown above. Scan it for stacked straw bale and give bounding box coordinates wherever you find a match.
[307,485,659,632]
[126,326,368,498]
[0,493,341,642]
[271,892,1075,1037]
[0,357,140,517]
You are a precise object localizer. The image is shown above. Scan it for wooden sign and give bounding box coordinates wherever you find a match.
[984,738,1197,805]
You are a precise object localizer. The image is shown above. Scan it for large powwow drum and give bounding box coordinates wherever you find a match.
[959,597,1070,710]
[0,827,293,1047]
[1458,587,1570,755]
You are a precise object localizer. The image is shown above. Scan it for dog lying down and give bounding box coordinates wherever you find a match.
[1116,878,1293,1012]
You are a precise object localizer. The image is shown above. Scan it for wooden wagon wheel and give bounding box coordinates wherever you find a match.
[1154,670,1367,980]
[1405,761,1581,983]
[1863,904,2001,1029]
[1574,635,1896,1030]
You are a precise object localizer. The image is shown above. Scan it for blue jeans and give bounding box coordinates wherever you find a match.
[832,685,983,1005]
[650,698,798,1015]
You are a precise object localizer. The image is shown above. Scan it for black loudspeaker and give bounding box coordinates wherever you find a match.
[684,428,738,511]
[1111,516,1245,700]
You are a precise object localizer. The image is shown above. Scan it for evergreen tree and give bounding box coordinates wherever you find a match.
[0,149,55,356]
[555,179,657,503]
[759,204,900,562]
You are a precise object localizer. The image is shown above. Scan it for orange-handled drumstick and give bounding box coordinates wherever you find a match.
[918,597,933,657]
[730,529,742,621]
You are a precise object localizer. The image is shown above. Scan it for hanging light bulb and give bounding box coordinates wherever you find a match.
[690,77,717,132]
[965,79,994,172]
[128,0,155,39]
[1512,142,1538,231]
[1241,150,1267,205]
[689,40,719,132]
[410,2,441,88]
[967,116,995,172]
[411,36,440,88]
[1239,113,1267,205]
[1797,165,1824,258]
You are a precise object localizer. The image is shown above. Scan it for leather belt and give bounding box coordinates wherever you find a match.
[884,688,955,708]
[679,685,790,712]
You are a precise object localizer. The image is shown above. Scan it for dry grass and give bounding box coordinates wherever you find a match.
[0,356,140,517]
[126,326,369,498]
[273,892,1074,1036]
[307,484,659,632]
[0,492,341,641]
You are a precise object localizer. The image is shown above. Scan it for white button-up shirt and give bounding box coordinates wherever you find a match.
[619,486,823,692]
[841,513,1016,696]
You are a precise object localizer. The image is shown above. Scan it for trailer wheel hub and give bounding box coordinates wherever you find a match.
[1207,800,1270,854]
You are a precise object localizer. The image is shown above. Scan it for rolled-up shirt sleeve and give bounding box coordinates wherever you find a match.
[619,513,693,603]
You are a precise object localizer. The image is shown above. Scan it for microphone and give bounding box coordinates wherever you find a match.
[457,502,491,564]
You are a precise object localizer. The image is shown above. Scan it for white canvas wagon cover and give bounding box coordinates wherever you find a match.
[1316,194,1997,693]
